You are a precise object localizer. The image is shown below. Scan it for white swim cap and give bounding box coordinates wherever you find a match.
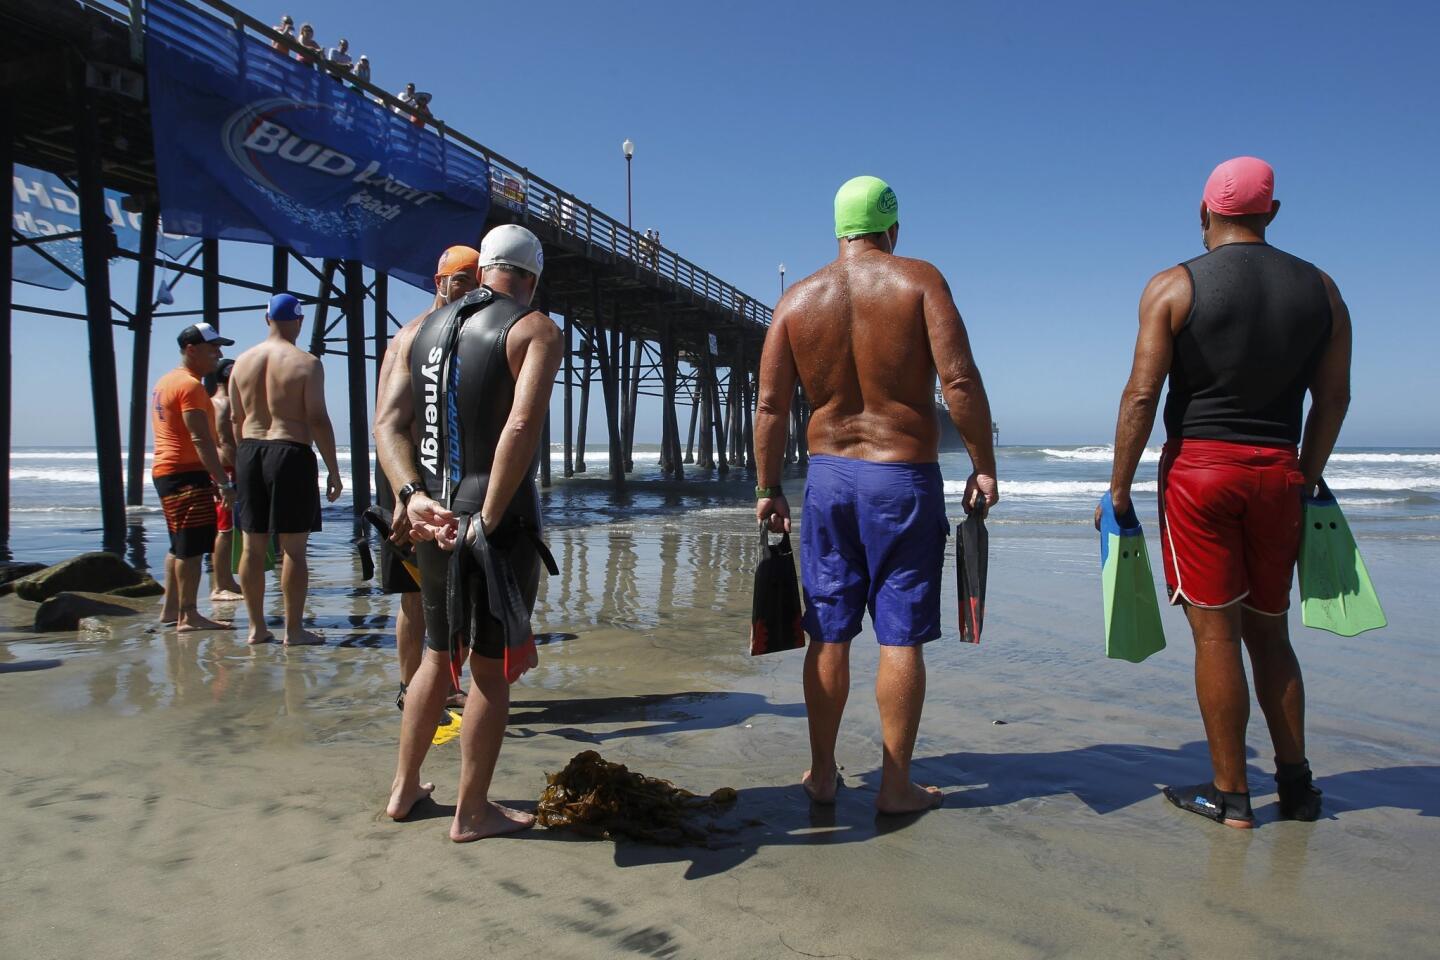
[478,224,544,279]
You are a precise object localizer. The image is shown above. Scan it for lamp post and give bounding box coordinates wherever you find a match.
[622,138,634,236]
[779,262,786,296]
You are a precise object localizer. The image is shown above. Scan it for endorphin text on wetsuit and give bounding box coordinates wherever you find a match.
[408,286,555,669]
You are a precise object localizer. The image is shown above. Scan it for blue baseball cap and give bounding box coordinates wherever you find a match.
[268,293,304,323]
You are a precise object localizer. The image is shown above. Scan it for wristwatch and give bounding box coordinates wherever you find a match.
[398,481,424,506]
[755,484,783,500]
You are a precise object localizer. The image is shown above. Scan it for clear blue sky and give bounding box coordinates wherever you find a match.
[13,0,1439,446]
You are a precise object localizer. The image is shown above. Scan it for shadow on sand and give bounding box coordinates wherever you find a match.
[489,721,1439,879]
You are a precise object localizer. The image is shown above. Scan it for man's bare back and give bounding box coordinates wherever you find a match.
[775,245,983,464]
[232,337,324,444]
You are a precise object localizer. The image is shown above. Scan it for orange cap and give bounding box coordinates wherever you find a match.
[435,244,480,279]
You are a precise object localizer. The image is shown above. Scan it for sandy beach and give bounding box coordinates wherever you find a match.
[1,481,1436,960]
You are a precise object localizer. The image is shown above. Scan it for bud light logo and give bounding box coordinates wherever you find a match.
[221,99,441,222]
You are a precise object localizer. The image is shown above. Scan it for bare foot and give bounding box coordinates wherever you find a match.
[450,802,535,842]
[386,779,435,820]
[802,766,839,805]
[210,588,244,602]
[176,612,233,633]
[283,629,325,646]
[876,782,944,815]
[247,629,275,645]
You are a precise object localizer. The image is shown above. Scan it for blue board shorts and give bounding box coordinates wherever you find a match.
[800,454,949,646]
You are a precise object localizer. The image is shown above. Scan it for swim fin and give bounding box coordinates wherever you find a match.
[1299,479,1386,637]
[956,509,988,643]
[749,525,805,656]
[1097,492,1166,663]
[361,505,421,587]
[464,514,559,684]
[231,530,276,572]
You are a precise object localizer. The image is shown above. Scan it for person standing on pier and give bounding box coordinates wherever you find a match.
[374,245,480,710]
[376,225,563,840]
[151,322,237,633]
[1099,157,1346,828]
[229,293,343,645]
[755,176,997,813]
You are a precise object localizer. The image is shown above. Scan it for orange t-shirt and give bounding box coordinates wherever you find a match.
[151,368,216,477]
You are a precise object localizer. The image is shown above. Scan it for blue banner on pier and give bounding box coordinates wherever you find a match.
[144,0,491,290]
[11,164,198,291]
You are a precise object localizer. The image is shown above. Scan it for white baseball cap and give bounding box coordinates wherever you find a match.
[478,224,543,279]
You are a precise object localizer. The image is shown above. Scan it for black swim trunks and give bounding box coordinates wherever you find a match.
[153,470,218,559]
[235,439,321,534]
[417,530,541,660]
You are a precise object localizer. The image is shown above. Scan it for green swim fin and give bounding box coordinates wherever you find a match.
[231,531,277,572]
[1098,493,1166,663]
[1299,480,1386,637]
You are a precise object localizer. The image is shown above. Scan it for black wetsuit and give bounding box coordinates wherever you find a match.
[408,286,549,659]
[1165,242,1332,445]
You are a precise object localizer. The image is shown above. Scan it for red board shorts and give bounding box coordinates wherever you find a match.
[215,468,235,533]
[1157,439,1305,615]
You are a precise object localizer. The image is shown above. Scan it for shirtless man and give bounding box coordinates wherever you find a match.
[229,293,343,645]
[209,358,244,601]
[377,225,562,840]
[375,245,479,705]
[755,176,997,814]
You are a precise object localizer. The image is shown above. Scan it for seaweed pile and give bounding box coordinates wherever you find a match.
[536,750,738,846]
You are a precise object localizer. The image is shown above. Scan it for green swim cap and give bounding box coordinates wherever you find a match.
[834,175,898,239]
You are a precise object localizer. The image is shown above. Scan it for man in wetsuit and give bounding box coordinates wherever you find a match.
[755,176,998,814]
[374,245,479,704]
[1101,157,1348,828]
[376,225,563,840]
[229,293,344,645]
[152,322,237,632]
[209,357,244,601]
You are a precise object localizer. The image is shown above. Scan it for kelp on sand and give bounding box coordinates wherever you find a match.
[537,750,738,846]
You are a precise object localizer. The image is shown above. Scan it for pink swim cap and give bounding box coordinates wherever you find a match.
[1203,157,1274,216]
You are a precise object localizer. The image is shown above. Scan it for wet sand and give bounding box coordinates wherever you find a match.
[1,504,1436,959]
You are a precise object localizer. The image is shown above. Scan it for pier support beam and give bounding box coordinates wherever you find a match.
[372,270,388,388]
[625,334,641,472]
[202,239,219,330]
[76,72,127,554]
[741,342,755,471]
[563,312,574,477]
[0,103,11,549]
[685,379,699,464]
[125,204,159,507]
[590,277,624,487]
[575,337,591,473]
[272,246,289,293]
[343,260,371,532]
[308,258,339,357]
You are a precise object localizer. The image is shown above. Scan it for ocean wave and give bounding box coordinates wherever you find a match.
[1036,447,1440,468]
[945,480,1159,498]
[943,477,1440,498]
[1039,446,1162,463]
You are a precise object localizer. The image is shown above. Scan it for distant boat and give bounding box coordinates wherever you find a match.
[935,398,999,451]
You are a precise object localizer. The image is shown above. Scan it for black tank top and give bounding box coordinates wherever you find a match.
[1163,243,1332,445]
[410,286,540,522]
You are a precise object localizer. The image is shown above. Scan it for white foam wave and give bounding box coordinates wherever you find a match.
[945,477,1440,498]
[945,480,1159,498]
[1325,452,1440,465]
[1039,446,1162,464]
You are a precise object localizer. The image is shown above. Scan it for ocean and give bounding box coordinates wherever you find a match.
[6,443,1438,566]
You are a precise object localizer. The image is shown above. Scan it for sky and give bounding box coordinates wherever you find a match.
[11,0,1440,448]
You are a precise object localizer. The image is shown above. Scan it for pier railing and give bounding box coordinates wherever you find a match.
[80,0,773,328]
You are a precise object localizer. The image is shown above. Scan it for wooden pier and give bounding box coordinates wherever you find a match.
[1,0,803,554]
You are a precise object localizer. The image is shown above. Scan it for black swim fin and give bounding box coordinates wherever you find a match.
[470,515,559,684]
[362,504,421,587]
[956,508,988,643]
